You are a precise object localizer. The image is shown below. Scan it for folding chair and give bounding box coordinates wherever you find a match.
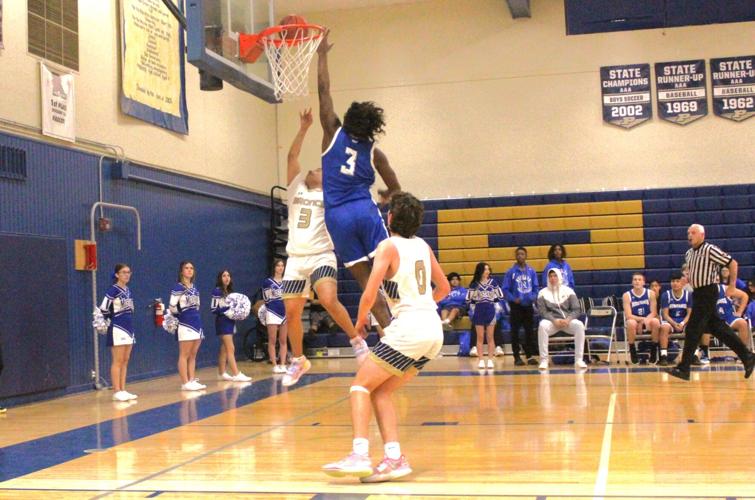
[584,305,618,364]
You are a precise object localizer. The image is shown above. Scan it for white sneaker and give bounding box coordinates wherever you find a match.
[575,360,588,369]
[273,365,287,374]
[539,360,549,371]
[219,372,233,381]
[495,346,505,357]
[470,347,478,357]
[124,391,138,400]
[192,379,207,390]
[181,382,197,391]
[112,391,130,402]
[231,372,252,382]
[478,359,485,369]
[486,359,494,369]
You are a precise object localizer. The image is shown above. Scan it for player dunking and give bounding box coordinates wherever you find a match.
[281,109,369,387]
[322,192,450,482]
[317,32,401,328]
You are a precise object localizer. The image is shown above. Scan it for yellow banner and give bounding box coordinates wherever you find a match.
[121,0,181,117]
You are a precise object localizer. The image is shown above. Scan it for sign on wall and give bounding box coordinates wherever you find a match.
[600,64,652,129]
[655,60,707,125]
[41,63,76,142]
[710,55,755,122]
[120,0,188,134]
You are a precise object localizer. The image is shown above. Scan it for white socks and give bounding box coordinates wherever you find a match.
[353,437,369,456]
[385,441,401,460]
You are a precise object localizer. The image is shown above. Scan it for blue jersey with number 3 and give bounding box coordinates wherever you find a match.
[322,127,376,209]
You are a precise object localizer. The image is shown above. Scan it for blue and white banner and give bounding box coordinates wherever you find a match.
[120,0,188,134]
[655,60,707,125]
[41,63,76,142]
[600,64,652,129]
[710,55,755,122]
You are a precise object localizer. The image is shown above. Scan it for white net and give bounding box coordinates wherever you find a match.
[261,26,324,102]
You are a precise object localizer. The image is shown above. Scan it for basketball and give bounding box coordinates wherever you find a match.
[279,14,308,40]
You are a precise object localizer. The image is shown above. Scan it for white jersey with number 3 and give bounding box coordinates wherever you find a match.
[386,236,437,316]
[286,172,334,256]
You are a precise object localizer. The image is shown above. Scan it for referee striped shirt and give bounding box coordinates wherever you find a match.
[684,241,732,289]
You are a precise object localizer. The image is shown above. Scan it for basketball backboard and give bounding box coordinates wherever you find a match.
[186,0,278,102]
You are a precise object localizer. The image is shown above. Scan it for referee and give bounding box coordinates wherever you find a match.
[668,224,755,380]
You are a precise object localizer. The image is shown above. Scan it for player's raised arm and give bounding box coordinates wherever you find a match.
[373,148,401,205]
[354,239,398,334]
[429,250,450,303]
[287,108,313,185]
[317,31,340,151]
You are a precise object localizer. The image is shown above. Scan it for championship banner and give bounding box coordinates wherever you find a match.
[41,63,76,142]
[600,64,652,129]
[710,55,755,122]
[655,60,707,125]
[120,0,188,134]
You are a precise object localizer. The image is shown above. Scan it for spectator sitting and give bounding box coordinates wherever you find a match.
[536,268,587,371]
[622,272,661,365]
[715,280,751,347]
[649,279,662,317]
[659,272,692,366]
[747,278,755,303]
[721,267,747,293]
[438,272,467,331]
[542,244,575,290]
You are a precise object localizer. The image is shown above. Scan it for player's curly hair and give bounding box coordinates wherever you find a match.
[389,192,423,239]
[343,101,385,142]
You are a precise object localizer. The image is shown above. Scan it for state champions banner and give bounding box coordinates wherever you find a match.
[120,0,188,134]
[655,60,707,125]
[600,64,652,129]
[710,55,755,122]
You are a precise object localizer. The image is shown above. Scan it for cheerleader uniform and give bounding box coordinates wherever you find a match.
[466,279,503,326]
[262,277,286,325]
[211,287,236,336]
[170,283,204,341]
[100,284,135,346]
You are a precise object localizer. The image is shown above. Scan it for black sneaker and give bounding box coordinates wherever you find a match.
[691,355,702,366]
[744,354,755,379]
[666,367,690,381]
[514,357,525,366]
[526,357,538,366]
[658,355,669,367]
[649,346,659,365]
[629,346,638,365]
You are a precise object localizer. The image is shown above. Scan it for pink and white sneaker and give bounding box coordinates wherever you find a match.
[322,452,373,477]
[350,337,369,365]
[282,356,311,387]
[360,455,413,483]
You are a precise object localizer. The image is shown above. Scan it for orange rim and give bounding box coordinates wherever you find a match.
[258,23,325,47]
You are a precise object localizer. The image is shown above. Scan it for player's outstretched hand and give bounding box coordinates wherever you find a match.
[300,108,313,129]
[378,188,392,206]
[317,29,333,54]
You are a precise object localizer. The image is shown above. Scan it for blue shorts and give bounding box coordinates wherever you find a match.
[325,198,389,267]
[471,303,496,326]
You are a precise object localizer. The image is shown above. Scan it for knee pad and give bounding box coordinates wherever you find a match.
[350,385,370,395]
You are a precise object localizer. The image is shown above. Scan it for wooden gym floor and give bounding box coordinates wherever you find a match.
[1,356,754,499]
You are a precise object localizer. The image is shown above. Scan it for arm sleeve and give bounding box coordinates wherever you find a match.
[708,244,732,266]
[465,286,475,305]
[536,295,551,321]
[529,269,539,302]
[494,280,504,302]
[210,289,229,314]
[566,263,576,289]
[502,271,515,302]
[169,289,181,315]
[564,294,582,321]
[99,289,115,318]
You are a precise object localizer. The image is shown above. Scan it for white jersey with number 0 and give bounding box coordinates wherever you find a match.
[286,172,334,256]
[386,236,437,316]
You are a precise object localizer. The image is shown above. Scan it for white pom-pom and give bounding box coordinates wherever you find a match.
[257,304,268,326]
[92,308,110,335]
[224,292,251,321]
[162,310,179,334]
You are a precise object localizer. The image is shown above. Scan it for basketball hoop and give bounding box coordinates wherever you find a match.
[238,23,325,102]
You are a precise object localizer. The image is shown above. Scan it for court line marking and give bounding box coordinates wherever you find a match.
[90,390,352,499]
[593,392,617,500]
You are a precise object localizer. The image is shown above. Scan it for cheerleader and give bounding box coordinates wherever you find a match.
[170,261,206,391]
[263,259,288,373]
[100,263,137,402]
[466,262,503,370]
[212,270,251,382]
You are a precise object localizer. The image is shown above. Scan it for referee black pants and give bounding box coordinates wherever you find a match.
[678,284,751,371]
[509,302,536,358]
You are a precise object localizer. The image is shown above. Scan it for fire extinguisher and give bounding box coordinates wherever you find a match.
[153,298,164,327]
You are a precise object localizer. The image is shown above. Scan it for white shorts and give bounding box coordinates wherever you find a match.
[370,311,443,376]
[177,324,204,342]
[661,321,685,333]
[110,326,135,347]
[282,252,338,299]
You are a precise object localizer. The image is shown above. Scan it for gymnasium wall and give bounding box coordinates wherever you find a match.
[276,0,755,199]
[0,1,278,192]
[0,131,271,403]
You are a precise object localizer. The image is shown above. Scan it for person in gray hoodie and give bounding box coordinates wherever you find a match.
[536,268,588,371]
